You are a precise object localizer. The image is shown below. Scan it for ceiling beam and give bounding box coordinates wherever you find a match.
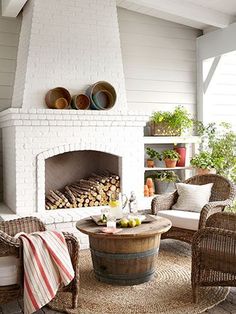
[116,0,235,29]
[197,22,236,60]
[1,0,28,17]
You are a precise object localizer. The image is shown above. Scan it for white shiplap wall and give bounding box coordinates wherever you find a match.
[0,14,21,111]
[0,14,21,201]
[204,51,236,130]
[117,8,202,116]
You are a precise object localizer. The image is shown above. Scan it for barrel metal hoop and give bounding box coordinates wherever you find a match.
[90,247,159,260]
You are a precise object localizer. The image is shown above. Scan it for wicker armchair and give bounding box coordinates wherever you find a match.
[192,212,236,302]
[151,174,236,243]
[0,217,79,309]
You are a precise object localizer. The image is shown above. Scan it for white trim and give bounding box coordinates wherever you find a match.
[203,56,221,94]
[197,22,236,61]
[1,0,28,17]
[116,0,235,29]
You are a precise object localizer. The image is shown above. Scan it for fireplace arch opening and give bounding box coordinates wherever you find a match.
[44,150,122,210]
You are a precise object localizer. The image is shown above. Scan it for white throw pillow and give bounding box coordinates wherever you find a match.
[172,182,213,213]
[0,256,19,286]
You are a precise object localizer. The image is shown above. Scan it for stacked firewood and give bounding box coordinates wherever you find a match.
[45,172,120,210]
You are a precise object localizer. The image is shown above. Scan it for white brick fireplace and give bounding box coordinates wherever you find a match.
[0,109,147,216]
[0,0,148,246]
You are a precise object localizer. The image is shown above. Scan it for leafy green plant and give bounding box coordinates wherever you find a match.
[150,171,180,182]
[190,151,215,170]
[146,147,162,160]
[194,121,236,182]
[162,149,180,161]
[150,106,193,135]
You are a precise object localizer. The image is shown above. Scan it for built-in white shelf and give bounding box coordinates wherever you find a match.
[144,166,192,171]
[143,136,200,144]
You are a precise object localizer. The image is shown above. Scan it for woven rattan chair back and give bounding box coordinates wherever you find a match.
[184,174,235,202]
[0,217,46,236]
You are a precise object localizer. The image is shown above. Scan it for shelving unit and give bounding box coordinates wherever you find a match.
[143,136,200,145]
[144,136,200,181]
[144,166,192,171]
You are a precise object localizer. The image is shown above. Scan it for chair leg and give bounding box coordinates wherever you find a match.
[192,285,199,303]
[72,289,79,309]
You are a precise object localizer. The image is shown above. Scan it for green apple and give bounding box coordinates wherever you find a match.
[120,218,129,228]
[128,218,136,228]
[135,217,142,226]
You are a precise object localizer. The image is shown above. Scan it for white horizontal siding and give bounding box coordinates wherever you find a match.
[117,8,201,116]
[0,15,21,201]
[0,15,21,111]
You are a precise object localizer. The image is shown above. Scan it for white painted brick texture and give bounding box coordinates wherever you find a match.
[0,109,148,214]
[12,0,127,112]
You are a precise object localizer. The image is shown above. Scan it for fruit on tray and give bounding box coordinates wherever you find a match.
[120,217,129,228]
[119,215,144,228]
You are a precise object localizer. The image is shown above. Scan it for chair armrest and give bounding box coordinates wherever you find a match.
[198,200,231,229]
[63,232,80,289]
[192,227,236,256]
[0,230,21,247]
[151,191,178,214]
[206,212,236,231]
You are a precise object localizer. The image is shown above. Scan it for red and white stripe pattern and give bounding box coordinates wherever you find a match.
[16,231,75,314]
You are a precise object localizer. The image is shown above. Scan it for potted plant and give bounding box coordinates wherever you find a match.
[162,149,180,168]
[190,151,216,175]
[149,105,193,136]
[146,147,162,168]
[194,122,236,181]
[150,171,180,194]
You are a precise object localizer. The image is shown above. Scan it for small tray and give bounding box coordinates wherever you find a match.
[90,215,111,226]
[90,214,155,226]
[141,214,156,223]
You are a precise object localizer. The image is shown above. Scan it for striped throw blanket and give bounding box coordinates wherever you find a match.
[16,231,75,314]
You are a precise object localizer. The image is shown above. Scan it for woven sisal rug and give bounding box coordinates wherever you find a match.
[49,240,228,314]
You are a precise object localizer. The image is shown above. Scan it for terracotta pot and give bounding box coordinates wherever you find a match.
[164,159,177,168]
[174,147,186,167]
[148,187,155,196]
[144,185,149,197]
[146,159,155,168]
[146,178,154,189]
[196,168,217,175]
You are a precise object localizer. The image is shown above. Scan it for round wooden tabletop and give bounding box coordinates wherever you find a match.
[76,215,172,239]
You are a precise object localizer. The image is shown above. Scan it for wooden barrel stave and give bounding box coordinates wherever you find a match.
[89,235,160,285]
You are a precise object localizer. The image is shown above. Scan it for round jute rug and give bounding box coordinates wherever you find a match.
[49,240,228,314]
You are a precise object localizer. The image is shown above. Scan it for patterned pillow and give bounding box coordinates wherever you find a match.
[172,182,213,212]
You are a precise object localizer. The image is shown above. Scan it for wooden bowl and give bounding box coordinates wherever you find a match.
[71,94,90,110]
[45,87,71,109]
[54,97,68,109]
[92,90,113,109]
[86,81,116,110]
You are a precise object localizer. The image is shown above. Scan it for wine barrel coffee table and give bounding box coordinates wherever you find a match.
[76,216,171,285]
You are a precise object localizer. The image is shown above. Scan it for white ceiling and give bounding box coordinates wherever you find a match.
[2,0,236,30]
[116,0,236,30]
[185,0,236,16]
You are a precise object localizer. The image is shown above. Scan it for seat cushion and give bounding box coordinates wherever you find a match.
[157,210,200,231]
[172,182,213,212]
[0,256,19,286]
